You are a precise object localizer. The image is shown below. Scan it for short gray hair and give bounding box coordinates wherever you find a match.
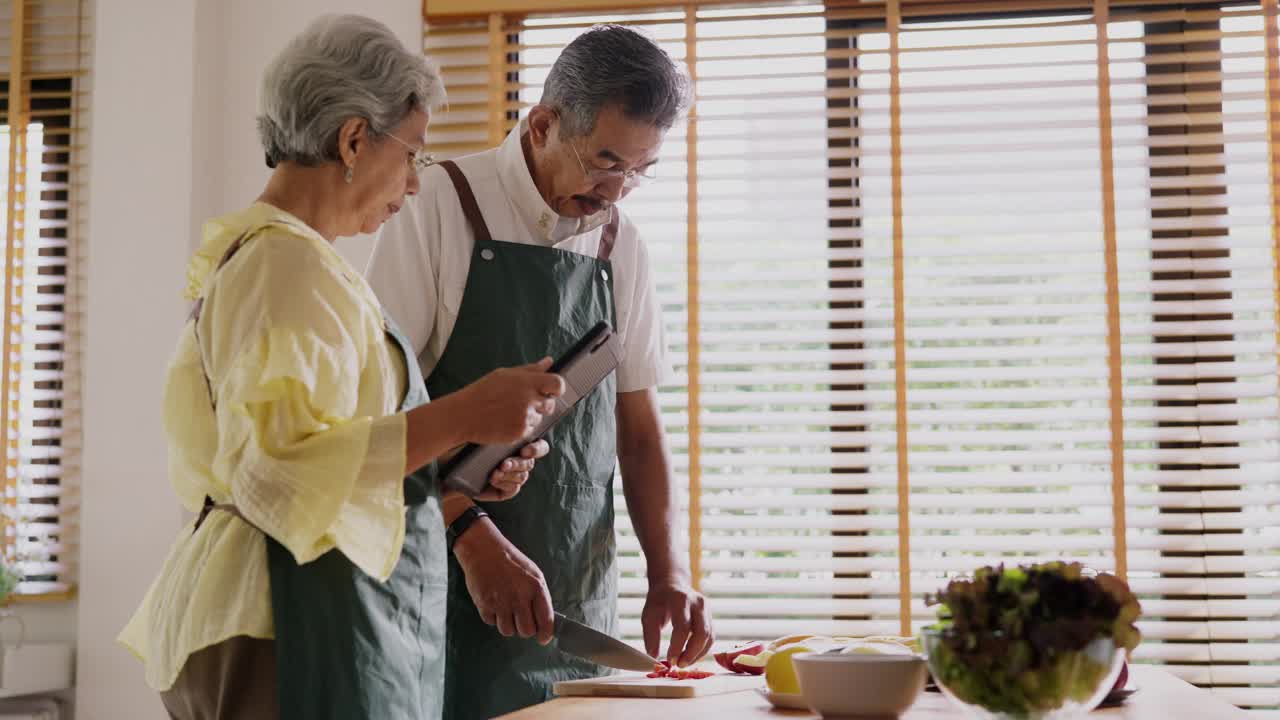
[541,24,691,139]
[257,14,445,168]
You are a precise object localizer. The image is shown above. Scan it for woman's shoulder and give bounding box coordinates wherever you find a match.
[208,225,378,338]
[225,223,357,293]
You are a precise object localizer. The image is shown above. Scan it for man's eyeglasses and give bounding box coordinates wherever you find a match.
[565,140,657,189]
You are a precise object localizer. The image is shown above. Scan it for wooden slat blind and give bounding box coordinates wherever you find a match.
[682,5,703,591]
[425,1,1280,711]
[0,0,90,602]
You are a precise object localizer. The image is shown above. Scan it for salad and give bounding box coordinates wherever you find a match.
[922,561,1141,715]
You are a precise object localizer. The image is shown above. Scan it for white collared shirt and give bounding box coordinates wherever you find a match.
[365,119,670,393]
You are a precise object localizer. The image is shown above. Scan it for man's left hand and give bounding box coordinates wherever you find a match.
[473,439,550,502]
[641,580,714,667]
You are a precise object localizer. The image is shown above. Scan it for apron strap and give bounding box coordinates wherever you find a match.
[598,208,618,263]
[440,159,615,260]
[439,160,494,244]
[188,233,260,537]
[189,231,254,410]
[188,232,253,325]
[193,496,257,534]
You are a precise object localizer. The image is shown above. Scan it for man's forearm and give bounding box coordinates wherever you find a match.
[441,490,475,526]
[621,445,686,583]
[618,388,687,584]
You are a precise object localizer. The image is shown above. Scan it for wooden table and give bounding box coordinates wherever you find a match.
[499,666,1248,719]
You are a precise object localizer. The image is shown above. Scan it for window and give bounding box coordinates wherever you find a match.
[0,0,91,600]
[425,1,1280,710]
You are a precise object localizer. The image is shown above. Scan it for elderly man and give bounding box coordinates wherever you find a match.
[366,23,712,720]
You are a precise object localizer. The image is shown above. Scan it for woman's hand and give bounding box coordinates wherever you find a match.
[402,359,563,477]
[472,439,551,502]
[458,357,565,445]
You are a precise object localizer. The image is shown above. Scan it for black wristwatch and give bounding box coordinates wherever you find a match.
[446,505,490,551]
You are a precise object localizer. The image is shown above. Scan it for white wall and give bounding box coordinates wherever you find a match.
[77,0,198,716]
[75,2,419,718]
[206,0,422,269]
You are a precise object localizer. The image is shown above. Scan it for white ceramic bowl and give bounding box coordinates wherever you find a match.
[792,652,928,719]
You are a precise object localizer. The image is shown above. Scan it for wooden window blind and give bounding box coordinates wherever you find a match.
[425,0,1280,710]
[0,0,90,602]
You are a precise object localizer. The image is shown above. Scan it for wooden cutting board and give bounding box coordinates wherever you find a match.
[553,672,765,699]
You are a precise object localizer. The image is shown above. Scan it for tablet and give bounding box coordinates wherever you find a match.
[440,321,622,496]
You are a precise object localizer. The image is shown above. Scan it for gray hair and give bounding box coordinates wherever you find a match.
[257,14,445,168]
[540,24,691,139]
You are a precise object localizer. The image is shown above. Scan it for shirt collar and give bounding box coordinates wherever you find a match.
[495,116,610,245]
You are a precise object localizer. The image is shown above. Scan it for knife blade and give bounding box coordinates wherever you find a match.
[553,612,659,672]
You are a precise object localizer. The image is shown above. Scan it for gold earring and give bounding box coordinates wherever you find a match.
[344,165,354,184]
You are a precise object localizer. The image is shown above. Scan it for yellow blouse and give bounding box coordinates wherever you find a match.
[118,202,409,691]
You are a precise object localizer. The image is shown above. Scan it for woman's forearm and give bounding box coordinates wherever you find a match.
[402,391,469,475]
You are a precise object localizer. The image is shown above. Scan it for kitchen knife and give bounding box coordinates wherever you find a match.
[553,612,659,672]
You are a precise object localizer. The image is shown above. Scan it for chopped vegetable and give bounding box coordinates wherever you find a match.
[646,661,714,680]
[923,561,1142,714]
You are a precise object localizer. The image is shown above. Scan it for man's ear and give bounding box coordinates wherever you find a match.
[527,105,557,149]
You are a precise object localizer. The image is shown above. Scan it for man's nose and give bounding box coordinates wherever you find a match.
[597,174,626,202]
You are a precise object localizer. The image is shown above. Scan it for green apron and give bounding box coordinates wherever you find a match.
[195,223,448,719]
[266,310,448,720]
[429,161,620,720]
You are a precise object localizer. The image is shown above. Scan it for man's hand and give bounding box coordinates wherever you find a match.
[641,580,714,667]
[472,439,550,502]
[453,518,555,645]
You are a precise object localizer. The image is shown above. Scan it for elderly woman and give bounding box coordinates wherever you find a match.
[118,15,558,720]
